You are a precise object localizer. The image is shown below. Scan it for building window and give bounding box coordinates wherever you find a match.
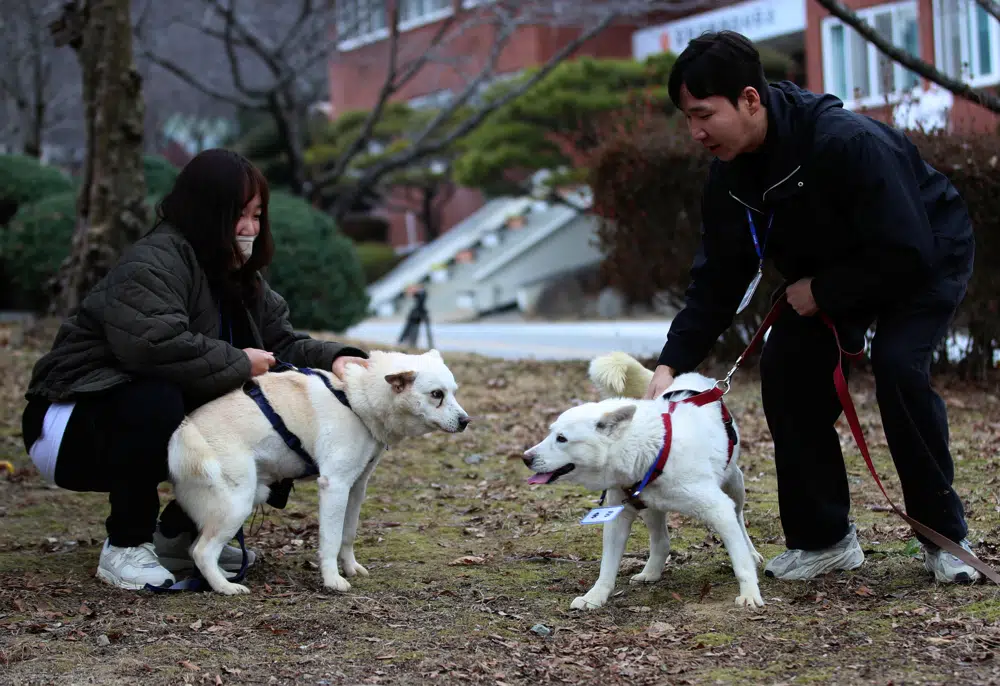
[934,0,1000,87]
[336,0,388,48]
[821,1,920,107]
[399,0,452,27]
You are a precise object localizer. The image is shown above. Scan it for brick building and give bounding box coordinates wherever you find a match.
[808,0,999,132]
[328,0,996,249]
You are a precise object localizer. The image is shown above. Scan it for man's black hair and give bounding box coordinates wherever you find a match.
[667,30,769,109]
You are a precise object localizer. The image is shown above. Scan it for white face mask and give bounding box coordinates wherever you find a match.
[236,235,255,262]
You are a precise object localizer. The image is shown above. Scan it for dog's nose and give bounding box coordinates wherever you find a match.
[458,415,470,431]
[522,448,535,467]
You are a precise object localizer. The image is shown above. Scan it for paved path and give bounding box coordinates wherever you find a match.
[343,319,671,361]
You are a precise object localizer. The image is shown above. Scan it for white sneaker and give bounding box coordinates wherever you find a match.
[764,524,865,580]
[922,539,982,583]
[153,528,257,575]
[96,539,175,590]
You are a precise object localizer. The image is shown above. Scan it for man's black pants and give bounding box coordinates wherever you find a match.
[22,379,198,547]
[759,247,974,551]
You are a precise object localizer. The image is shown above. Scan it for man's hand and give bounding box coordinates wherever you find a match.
[332,355,369,380]
[786,277,818,316]
[243,348,276,376]
[643,364,676,400]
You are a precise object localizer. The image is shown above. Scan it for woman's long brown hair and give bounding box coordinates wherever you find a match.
[155,148,275,302]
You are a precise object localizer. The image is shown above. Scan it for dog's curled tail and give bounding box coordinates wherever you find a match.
[167,418,221,482]
[588,351,655,400]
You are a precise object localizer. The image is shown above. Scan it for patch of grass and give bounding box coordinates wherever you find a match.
[3,326,1000,684]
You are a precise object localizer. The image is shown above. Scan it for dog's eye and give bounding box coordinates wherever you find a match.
[430,390,444,400]
[556,434,567,443]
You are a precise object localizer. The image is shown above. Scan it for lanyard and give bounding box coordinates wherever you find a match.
[218,308,233,345]
[746,208,774,263]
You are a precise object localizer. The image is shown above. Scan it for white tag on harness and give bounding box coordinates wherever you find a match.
[737,268,763,314]
[580,506,624,524]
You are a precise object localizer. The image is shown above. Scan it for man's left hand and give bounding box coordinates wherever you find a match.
[332,355,369,380]
[786,278,818,316]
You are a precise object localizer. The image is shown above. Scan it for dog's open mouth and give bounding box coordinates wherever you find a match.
[527,463,575,485]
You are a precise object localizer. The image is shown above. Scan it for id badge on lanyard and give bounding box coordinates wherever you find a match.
[736,208,773,314]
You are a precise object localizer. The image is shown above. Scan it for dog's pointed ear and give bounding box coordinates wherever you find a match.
[425,348,442,359]
[385,370,417,394]
[595,404,637,435]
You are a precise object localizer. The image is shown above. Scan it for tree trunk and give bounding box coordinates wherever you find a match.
[420,186,438,242]
[48,0,147,317]
[268,91,306,196]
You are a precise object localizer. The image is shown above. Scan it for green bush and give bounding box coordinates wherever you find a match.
[264,191,369,332]
[0,155,74,225]
[354,241,402,284]
[144,154,179,199]
[0,187,371,330]
[0,191,77,310]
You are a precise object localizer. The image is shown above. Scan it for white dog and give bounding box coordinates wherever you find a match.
[522,352,765,609]
[166,349,469,595]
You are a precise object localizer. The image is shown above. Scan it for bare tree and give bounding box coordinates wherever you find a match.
[132,0,714,211]
[134,0,340,194]
[811,0,1000,114]
[48,0,148,316]
[0,0,81,157]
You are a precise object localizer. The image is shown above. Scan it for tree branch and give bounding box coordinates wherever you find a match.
[973,0,1000,25]
[334,8,619,198]
[813,0,1000,113]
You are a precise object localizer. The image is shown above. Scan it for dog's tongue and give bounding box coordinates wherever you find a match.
[527,472,554,485]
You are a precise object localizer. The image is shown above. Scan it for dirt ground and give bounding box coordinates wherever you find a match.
[3,321,1000,685]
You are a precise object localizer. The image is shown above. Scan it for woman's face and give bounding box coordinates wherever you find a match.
[234,193,262,264]
[237,193,262,237]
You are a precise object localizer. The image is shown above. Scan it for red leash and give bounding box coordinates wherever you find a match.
[725,296,1000,584]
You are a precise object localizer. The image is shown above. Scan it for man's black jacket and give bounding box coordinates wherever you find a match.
[657,81,975,374]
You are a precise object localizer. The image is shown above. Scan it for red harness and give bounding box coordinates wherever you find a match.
[618,386,737,511]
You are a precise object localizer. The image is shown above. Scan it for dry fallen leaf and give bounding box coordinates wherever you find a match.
[179,660,200,671]
[449,556,486,566]
[648,621,675,638]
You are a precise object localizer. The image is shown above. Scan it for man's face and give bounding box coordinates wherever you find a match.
[678,83,762,161]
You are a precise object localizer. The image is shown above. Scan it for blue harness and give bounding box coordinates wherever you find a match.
[146,324,352,593]
[241,361,351,477]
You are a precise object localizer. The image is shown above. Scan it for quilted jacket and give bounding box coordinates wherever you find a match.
[25,222,367,405]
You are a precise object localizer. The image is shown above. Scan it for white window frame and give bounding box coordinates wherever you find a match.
[336,0,389,51]
[398,0,454,32]
[932,0,1000,88]
[821,0,921,109]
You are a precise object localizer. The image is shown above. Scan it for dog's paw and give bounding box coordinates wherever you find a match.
[735,589,765,609]
[323,573,352,593]
[215,582,250,596]
[629,570,662,584]
[342,559,369,578]
[570,595,606,611]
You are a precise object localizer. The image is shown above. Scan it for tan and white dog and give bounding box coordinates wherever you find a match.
[166,349,469,595]
[523,352,765,610]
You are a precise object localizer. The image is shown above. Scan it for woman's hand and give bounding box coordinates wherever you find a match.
[333,355,369,380]
[243,348,276,376]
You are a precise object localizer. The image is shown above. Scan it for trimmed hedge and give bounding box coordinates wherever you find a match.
[0,191,78,310]
[0,155,74,226]
[589,105,1000,378]
[0,189,371,334]
[264,191,370,333]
